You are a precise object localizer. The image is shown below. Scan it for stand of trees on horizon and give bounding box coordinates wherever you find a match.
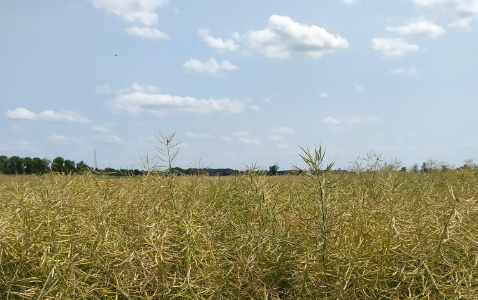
[0,155,475,176]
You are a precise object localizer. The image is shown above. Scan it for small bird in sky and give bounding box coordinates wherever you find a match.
[115,53,118,57]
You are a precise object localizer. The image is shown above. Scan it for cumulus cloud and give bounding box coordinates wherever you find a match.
[245,15,349,59]
[232,131,261,145]
[48,135,76,145]
[371,38,420,57]
[387,21,445,38]
[183,58,238,76]
[185,132,214,139]
[106,83,245,116]
[413,0,478,27]
[322,116,380,130]
[125,26,169,39]
[91,125,110,133]
[270,127,295,134]
[92,134,124,144]
[199,29,239,52]
[354,83,365,91]
[251,105,260,111]
[6,108,90,123]
[89,0,168,26]
[269,127,294,142]
[391,67,419,77]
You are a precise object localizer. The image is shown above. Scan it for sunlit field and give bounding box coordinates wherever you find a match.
[1,151,478,298]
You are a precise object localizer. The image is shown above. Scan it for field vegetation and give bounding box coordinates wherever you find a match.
[1,145,478,298]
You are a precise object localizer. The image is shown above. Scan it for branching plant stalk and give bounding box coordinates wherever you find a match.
[155,131,182,204]
[296,145,336,270]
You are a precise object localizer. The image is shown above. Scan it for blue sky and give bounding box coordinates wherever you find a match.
[1,0,478,170]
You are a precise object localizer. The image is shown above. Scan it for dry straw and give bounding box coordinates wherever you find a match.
[1,143,477,298]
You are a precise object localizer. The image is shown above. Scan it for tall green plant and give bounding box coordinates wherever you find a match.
[295,145,337,296]
[155,131,182,205]
[155,131,182,177]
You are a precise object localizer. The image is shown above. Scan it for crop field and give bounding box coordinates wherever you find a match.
[1,151,478,298]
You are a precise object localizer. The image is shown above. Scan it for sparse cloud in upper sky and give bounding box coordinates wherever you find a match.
[89,0,169,39]
[183,58,238,76]
[244,15,349,59]
[6,108,90,123]
[125,26,169,39]
[106,83,245,116]
[386,21,445,38]
[232,131,262,146]
[371,38,420,58]
[413,0,478,27]
[89,0,168,25]
[391,67,419,77]
[199,29,239,52]
[322,116,381,131]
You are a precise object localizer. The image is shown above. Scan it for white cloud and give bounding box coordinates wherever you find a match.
[5,107,36,120]
[251,105,260,111]
[245,15,349,59]
[6,108,90,123]
[106,83,245,116]
[342,0,358,3]
[125,26,169,39]
[269,127,294,142]
[183,58,238,76]
[91,125,110,132]
[371,38,420,57]
[322,116,380,130]
[318,92,329,98]
[322,116,341,125]
[269,135,284,141]
[199,29,239,52]
[232,131,262,145]
[391,67,419,77]
[270,127,295,134]
[387,21,445,38]
[89,0,168,26]
[413,0,478,27]
[354,83,365,91]
[185,132,214,139]
[48,135,76,145]
[92,134,124,144]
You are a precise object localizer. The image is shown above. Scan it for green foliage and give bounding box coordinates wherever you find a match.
[268,163,279,175]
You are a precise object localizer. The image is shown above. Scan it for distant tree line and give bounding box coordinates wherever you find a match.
[1,155,476,176]
[0,155,92,175]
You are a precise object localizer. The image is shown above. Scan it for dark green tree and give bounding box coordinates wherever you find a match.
[76,161,90,173]
[32,157,49,174]
[0,155,8,174]
[268,163,279,175]
[7,156,24,174]
[51,157,65,173]
[23,157,33,174]
[64,160,75,173]
[420,162,428,172]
